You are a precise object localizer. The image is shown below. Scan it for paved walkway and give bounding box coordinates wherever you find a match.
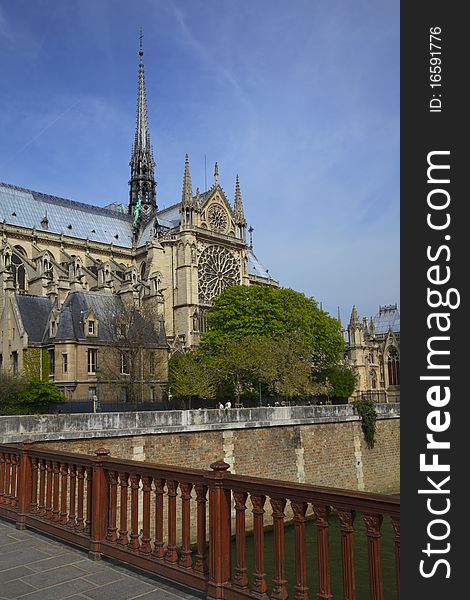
[0,519,202,600]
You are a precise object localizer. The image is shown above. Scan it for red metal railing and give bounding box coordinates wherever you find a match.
[0,442,399,600]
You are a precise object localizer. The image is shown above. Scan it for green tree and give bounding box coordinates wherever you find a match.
[203,286,344,371]
[211,333,330,405]
[1,379,65,415]
[320,364,357,398]
[169,351,216,407]
[0,373,28,410]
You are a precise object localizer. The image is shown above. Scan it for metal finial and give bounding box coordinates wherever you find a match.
[248,225,254,248]
[139,28,144,57]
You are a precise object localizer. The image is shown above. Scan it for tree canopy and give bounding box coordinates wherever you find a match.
[202,285,345,369]
[169,351,216,403]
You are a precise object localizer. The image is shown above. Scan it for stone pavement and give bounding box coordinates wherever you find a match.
[0,519,202,600]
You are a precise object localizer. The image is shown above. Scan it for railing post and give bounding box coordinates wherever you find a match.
[88,448,110,560]
[206,460,231,600]
[362,513,384,600]
[16,440,34,530]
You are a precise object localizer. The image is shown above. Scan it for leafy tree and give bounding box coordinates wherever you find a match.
[203,286,344,371]
[1,379,65,415]
[211,333,330,405]
[0,373,28,409]
[169,351,216,406]
[98,299,167,406]
[320,364,357,398]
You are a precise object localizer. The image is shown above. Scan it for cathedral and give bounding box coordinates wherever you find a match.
[0,42,275,402]
[343,304,400,402]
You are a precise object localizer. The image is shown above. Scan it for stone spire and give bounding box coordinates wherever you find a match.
[129,31,157,231]
[181,154,193,207]
[349,305,360,326]
[233,175,246,224]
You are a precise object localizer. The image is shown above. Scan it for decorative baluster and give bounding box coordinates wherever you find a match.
[4,453,11,505]
[165,480,179,563]
[292,501,309,600]
[314,505,332,600]
[52,461,60,522]
[179,482,193,568]
[337,510,356,600]
[0,452,5,504]
[30,457,39,513]
[140,475,153,554]
[270,498,288,600]
[392,517,400,600]
[45,461,53,519]
[362,513,384,600]
[76,465,85,530]
[85,466,93,533]
[194,483,208,574]
[153,478,166,558]
[233,491,249,588]
[68,465,77,527]
[251,494,268,596]
[117,472,129,545]
[60,463,69,525]
[10,454,18,508]
[38,459,46,516]
[106,470,118,541]
[128,472,141,550]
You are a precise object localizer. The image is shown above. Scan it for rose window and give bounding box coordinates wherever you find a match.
[198,245,240,304]
[208,205,228,233]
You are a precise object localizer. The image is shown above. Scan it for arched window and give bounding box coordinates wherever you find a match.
[11,254,27,292]
[140,261,147,281]
[387,348,400,386]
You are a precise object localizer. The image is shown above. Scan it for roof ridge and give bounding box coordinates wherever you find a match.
[0,181,131,222]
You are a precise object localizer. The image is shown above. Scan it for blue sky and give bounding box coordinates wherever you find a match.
[0,0,399,323]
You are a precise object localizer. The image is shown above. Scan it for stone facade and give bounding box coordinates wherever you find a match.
[344,304,400,402]
[0,44,276,400]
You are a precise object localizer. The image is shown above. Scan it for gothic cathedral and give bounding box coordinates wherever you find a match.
[0,43,275,402]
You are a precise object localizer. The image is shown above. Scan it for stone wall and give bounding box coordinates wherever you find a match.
[20,406,400,494]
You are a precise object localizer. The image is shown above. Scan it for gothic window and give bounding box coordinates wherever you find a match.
[387,347,400,386]
[140,261,147,280]
[11,253,26,292]
[198,245,240,305]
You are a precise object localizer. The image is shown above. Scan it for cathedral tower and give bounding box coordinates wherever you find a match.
[129,33,157,234]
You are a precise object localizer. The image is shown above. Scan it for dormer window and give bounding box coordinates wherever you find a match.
[85,315,98,337]
[50,321,57,337]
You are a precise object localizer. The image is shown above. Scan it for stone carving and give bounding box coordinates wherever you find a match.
[198,245,240,304]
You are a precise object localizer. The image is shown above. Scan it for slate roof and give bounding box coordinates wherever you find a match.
[372,304,400,335]
[51,291,167,346]
[248,249,276,281]
[1,182,134,248]
[15,291,166,347]
[15,294,52,343]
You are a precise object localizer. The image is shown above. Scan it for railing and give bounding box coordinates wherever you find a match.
[0,442,400,600]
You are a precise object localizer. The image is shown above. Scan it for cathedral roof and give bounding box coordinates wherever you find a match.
[1,182,134,248]
[372,304,400,334]
[248,249,274,280]
[15,293,52,343]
